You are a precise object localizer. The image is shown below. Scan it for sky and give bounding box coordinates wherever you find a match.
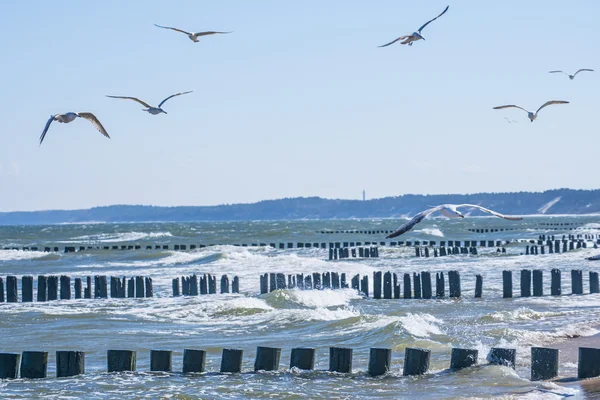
[0,0,598,211]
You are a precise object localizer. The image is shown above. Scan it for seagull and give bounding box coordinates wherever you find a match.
[504,117,518,124]
[40,112,110,146]
[386,204,522,239]
[549,69,594,80]
[493,101,569,122]
[379,5,449,47]
[106,91,193,115]
[154,24,232,42]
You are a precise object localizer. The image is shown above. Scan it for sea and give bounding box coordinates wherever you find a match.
[1,216,600,399]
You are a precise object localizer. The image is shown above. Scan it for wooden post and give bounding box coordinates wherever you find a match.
[421,272,432,299]
[127,278,135,298]
[578,347,600,379]
[590,272,599,294]
[145,277,153,297]
[36,276,47,302]
[305,275,313,290]
[403,273,411,299]
[189,275,198,296]
[436,272,445,298]
[97,276,108,298]
[221,275,230,294]
[6,276,17,303]
[110,277,119,298]
[448,271,461,298]
[269,273,276,292]
[172,278,180,297]
[373,271,382,299]
[60,275,71,300]
[520,270,531,297]
[151,350,172,372]
[72,277,81,299]
[135,276,145,298]
[450,348,478,370]
[107,350,136,372]
[20,351,48,378]
[368,348,391,376]
[329,347,352,373]
[22,276,33,302]
[413,273,422,299]
[502,271,512,298]
[290,348,315,370]
[533,270,543,296]
[254,346,281,371]
[341,273,347,289]
[488,348,516,369]
[531,347,559,381]
[393,273,400,299]
[183,349,206,373]
[322,272,331,289]
[84,276,91,299]
[47,275,59,301]
[351,274,359,291]
[383,272,392,299]
[232,276,240,293]
[475,275,483,298]
[360,275,368,297]
[200,275,208,295]
[276,273,286,290]
[209,275,217,294]
[332,272,340,289]
[571,270,583,295]
[551,269,561,296]
[403,348,430,376]
[220,349,243,373]
[56,351,85,377]
[260,273,268,294]
[0,353,20,379]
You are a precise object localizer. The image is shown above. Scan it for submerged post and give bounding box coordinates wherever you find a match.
[254,346,281,371]
[578,347,600,379]
[450,348,478,370]
[107,350,136,372]
[220,349,243,373]
[533,270,543,297]
[60,275,71,300]
[488,348,516,369]
[368,348,391,377]
[475,275,483,298]
[150,350,173,372]
[383,272,392,299]
[290,348,315,370]
[520,269,531,297]
[37,276,47,302]
[421,271,432,299]
[6,276,17,303]
[436,272,445,298]
[0,353,20,379]
[22,276,33,302]
[448,271,461,298]
[502,271,512,298]
[183,349,206,373]
[590,272,600,294]
[571,270,583,295]
[56,351,85,377]
[329,347,352,373]
[531,347,559,381]
[551,269,561,296]
[403,348,430,376]
[373,271,382,299]
[403,273,411,299]
[20,351,48,379]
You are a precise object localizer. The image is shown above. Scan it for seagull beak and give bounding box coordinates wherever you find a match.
[459,215,465,218]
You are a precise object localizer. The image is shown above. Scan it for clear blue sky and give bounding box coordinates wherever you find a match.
[0,0,598,211]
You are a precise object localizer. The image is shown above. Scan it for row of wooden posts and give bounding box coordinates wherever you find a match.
[328,246,379,260]
[0,275,153,303]
[1,346,600,381]
[172,274,239,296]
[502,269,600,297]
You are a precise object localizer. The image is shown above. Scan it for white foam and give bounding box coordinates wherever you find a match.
[0,249,49,261]
[62,231,173,243]
[397,313,444,338]
[285,289,361,308]
[414,228,444,237]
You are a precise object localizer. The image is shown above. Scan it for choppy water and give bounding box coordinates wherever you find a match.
[1,216,600,399]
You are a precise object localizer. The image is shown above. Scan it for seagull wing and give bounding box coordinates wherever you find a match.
[417,5,449,33]
[158,91,193,108]
[536,100,569,114]
[574,68,594,76]
[77,112,110,139]
[154,24,191,35]
[493,105,530,114]
[194,31,233,37]
[106,95,153,109]
[548,70,568,75]
[456,204,522,221]
[386,206,443,239]
[39,115,55,145]
[378,36,410,48]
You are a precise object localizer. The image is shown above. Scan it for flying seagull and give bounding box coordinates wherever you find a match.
[386,204,522,239]
[106,91,193,115]
[154,24,232,42]
[40,112,109,146]
[549,69,594,80]
[493,101,569,122]
[379,5,449,47]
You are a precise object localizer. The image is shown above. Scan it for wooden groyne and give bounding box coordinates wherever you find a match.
[328,246,378,260]
[0,345,598,381]
[172,274,239,296]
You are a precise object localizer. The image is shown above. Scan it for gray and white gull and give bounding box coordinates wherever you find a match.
[106,91,193,115]
[154,24,232,42]
[493,101,569,122]
[40,112,109,146]
[379,5,449,47]
[549,69,594,80]
[386,204,522,239]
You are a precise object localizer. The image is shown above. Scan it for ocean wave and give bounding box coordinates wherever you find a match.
[0,249,52,261]
[397,313,444,338]
[482,307,567,322]
[61,231,173,243]
[413,228,444,237]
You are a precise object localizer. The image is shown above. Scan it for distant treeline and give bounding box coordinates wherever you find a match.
[0,189,599,225]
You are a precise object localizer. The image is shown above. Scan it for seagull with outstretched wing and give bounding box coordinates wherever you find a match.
[386,204,522,239]
[154,24,232,42]
[39,112,110,146]
[493,100,569,122]
[549,69,594,80]
[106,91,193,115]
[379,5,449,47]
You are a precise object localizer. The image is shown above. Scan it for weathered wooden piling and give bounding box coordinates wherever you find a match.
[448,271,461,298]
[135,276,145,298]
[22,276,33,302]
[172,278,180,297]
[107,350,136,372]
[532,270,543,296]
[383,272,392,299]
[304,275,313,290]
[403,348,430,376]
[351,274,359,291]
[276,273,286,290]
[475,275,483,298]
[189,275,198,296]
[56,351,85,377]
[551,269,561,296]
[290,348,315,370]
[209,275,217,294]
[502,271,513,298]
[422,272,432,299]
[413,273,422,299]
[36,276,47,302]
[20,351,48,378]
[145,277,153,297]
[200,275,208,295]
[436,272,445,298]
[60,275,71,300]
[368,348,391,376]
[323,272,331,289]
[232,276,240,293]
[95,276,108,298]
[590,272,599,294]
[571,270,583,295]
[521,270,531,297]
[260,273,268,294]
[578,347,600,379]
[340,273,347,289]
[47,275,59,301]
[254,346,281,371]
[220,349,243,373]
[84,276,91,299]
[313,273,321,290]
[360,275,368,297]
[183,349,206,373]
[221,275,230,294]
[393,273,400,299]
[150,350,172,372]
[373,271,382,299]
[403,273,411,299]
[488,348,516,369]
[0,277,3,303]
[531,347,559,381]
[0,353,20,379]
[450,348,478,370]
[329,347,352,373]
[269,273,276,292]
[110,276,119,298]
[127,278,135,298]
[6,276,17,303]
